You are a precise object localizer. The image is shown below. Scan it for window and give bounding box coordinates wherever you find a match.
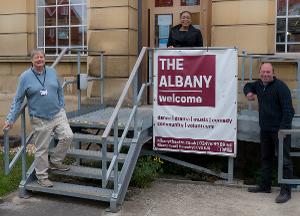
[155,0,173,7]
[180,0,200,6]
[37,0,87,55]
[155,14,173,47]
[276,0,300,53]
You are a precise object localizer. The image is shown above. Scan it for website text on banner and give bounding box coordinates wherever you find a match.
[153,49,238,157]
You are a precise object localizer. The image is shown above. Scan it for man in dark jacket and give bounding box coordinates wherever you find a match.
[244,62,294,203]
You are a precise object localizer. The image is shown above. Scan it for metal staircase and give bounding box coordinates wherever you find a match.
[3,47,153,212]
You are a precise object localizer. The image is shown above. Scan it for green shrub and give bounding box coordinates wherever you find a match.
[130,156,163,188]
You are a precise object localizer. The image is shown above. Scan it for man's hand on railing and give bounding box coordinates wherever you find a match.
[3,120,13,130]
[246,92,256,101]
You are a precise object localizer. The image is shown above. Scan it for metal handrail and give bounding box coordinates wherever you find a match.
[238,52,300,113]
[101,47,148,189]
[102,47,147,138]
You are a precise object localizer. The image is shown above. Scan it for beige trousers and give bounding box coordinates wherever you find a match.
[30,109,73,180]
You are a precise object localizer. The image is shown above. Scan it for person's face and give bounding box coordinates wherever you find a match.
[180,12,192,28]
[259,63,274,84]
[32,52,45,69]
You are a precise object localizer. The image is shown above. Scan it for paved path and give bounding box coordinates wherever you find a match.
[1,179,300,216]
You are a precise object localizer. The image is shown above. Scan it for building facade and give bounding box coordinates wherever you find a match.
[0,0,299,134]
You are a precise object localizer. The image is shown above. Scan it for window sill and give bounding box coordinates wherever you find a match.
[0,55,87,63]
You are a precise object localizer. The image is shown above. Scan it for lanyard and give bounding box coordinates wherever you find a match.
[31,67,46,88]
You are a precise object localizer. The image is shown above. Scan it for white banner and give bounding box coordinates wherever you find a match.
[153,49,238,157]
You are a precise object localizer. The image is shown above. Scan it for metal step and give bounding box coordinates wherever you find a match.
[25,181,112,202]
[50,165,119,180]
[60,148,127,162]
[73,133,132,146]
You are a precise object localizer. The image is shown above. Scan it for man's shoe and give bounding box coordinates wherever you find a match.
[275,189,291,203]
[37,178,53,187]
[49,161,70,171]
[248,186,271,193]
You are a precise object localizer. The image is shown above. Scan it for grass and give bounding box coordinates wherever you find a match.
[0,153,34,197]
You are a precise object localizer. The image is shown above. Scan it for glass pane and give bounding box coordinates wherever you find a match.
[70,27,82,46]
[289,0,300,15]
[181,0,200,6]
[58,0,69,5]
[155,0,173,7]
[45,48,57,54]
[276,18,286,43]
[38,28,45,47]
[277,32,286,42]
[58,6,69,25]
[70,0,85,3]
[288,17,300,42]
[45,28,56,46]
[45,6,56,26]
[155,14,172,47]
[288,44,300,52]
[276,44,285,52]
[277,0,286,16]
[71,5,83,25]
[58,27,69,45]
[38,0,56,6]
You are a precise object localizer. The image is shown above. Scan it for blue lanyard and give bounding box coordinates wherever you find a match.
[31,67,46,88]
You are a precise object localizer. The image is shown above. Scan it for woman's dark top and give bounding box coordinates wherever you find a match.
[167,24,203,47]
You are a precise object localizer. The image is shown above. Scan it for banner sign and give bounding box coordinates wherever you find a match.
[153,49,238,157]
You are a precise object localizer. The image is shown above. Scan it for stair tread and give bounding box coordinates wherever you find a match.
[26,181,113,201]
[51,165,119,180]
[73,133,132,144]
[67,148,127,161]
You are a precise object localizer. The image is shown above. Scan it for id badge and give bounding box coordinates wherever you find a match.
[40,89,48,96]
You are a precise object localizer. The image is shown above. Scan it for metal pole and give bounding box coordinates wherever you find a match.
[21,112,27,181]
[241,50,246,87]
[77,51,81,110]
[4,129,9,175]
[248,56,253,111]
[100,52,104,107]
[227,157,234,183]
[278,132,284,183]
[297,61,300,114]
[114,116,119,194]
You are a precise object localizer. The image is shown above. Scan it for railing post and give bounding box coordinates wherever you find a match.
[4,129,9,175]
[102,138,108,188]
[21,111,27,181]
[100,51,104,107]
[77,50,81,110]
[248,55,253,111]
[241,50,246,87]
[278,131,285,183]
[114,116,119,194]
[297,61,300,114]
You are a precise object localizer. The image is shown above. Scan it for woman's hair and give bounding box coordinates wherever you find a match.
[30,49,45,60]
[180,11,192,18]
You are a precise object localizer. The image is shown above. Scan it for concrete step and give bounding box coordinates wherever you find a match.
[25,181,112,202]
[73,133,132,146]
[50,165,119,180]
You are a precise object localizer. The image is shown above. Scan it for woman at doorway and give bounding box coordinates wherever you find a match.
[167,11,203,47]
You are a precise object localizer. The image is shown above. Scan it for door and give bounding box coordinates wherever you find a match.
[141,0,211,48]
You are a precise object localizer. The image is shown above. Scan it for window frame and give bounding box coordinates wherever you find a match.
[275,0,300,53]
[36,0,87,56]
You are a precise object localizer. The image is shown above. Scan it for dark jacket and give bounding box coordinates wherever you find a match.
[243,78,294,131]
[167,24,203,47]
